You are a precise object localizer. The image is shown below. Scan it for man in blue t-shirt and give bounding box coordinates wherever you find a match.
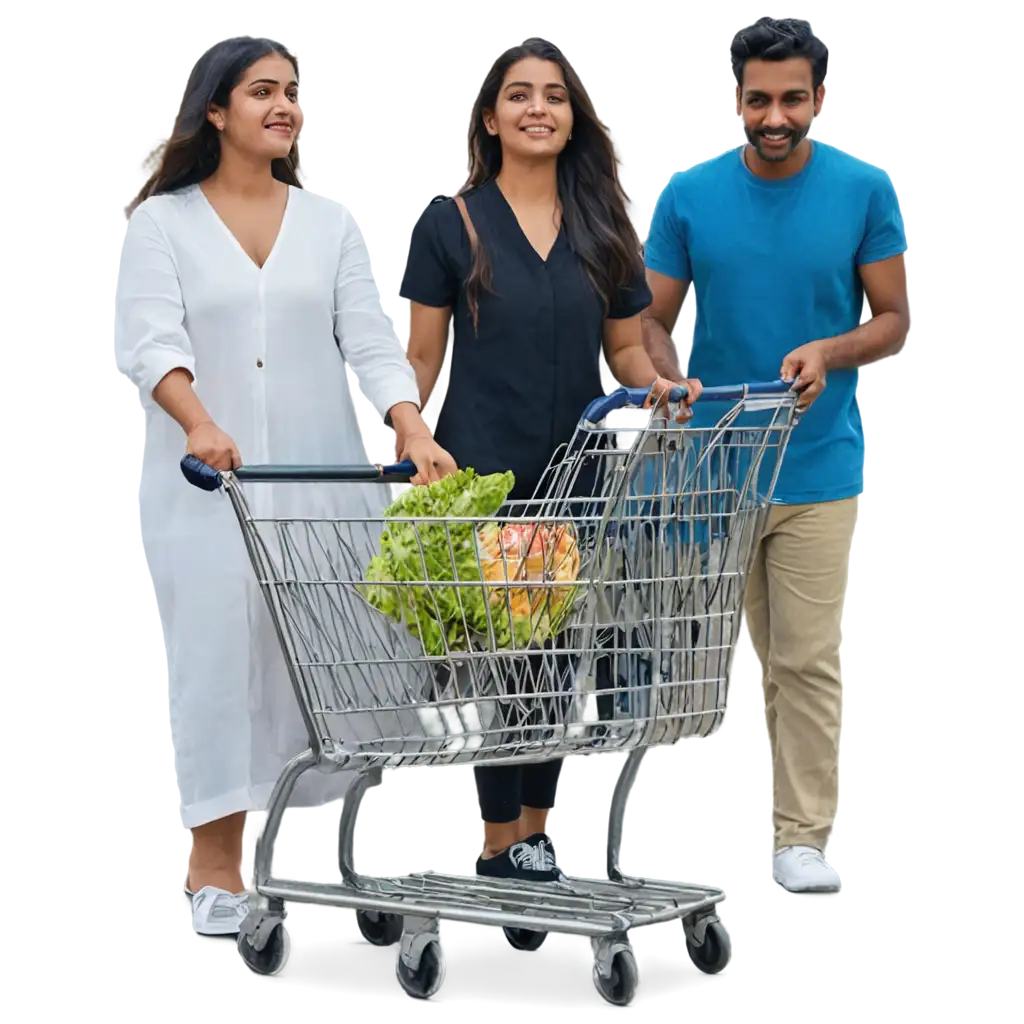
[643,16,910,893]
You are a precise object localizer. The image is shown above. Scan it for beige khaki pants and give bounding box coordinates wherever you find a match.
[743,497,859,852]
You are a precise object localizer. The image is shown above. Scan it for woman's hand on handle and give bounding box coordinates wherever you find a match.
[400,434,459,486]
[150,368,242,469]
[186,421,242,471]
[387,400,458,486]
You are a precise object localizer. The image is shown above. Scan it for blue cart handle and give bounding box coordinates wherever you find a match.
[581,379,793,426]
[180,454,418,490]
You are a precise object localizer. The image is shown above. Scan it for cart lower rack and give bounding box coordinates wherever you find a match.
[182,380,798,1005]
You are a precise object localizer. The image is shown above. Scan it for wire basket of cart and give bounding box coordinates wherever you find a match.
[180,378,799,1006]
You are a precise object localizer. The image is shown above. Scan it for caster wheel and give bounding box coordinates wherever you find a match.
[503,926,547,951]
[593,948,638,1006]
[356,909,403,946]
[686,919,731,975]
[237,924,290,976]
[396,940,445,999]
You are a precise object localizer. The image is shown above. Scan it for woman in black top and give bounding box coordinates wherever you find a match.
[399,37,701,882]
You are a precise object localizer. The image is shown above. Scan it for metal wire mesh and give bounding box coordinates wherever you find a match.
[225,392,797,770]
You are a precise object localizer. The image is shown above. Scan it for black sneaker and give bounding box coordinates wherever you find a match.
[520,835,561,876]
[476,832,564,883]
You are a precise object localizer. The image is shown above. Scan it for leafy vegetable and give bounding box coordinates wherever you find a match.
[360,469,581,656]
[361,469,515,656]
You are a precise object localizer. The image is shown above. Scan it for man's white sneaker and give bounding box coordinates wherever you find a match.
[773,846,841,893]
[191,885,250,936]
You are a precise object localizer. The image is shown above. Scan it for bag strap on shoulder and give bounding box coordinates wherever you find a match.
[453,194,478,255]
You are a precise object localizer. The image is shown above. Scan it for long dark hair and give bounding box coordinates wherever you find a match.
[460,37,643,329]
[125,36,302,218]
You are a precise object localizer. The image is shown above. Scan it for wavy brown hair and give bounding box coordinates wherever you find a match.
[459,37,644,331]
[125,36,302,218]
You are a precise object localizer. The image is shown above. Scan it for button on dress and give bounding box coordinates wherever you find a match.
[115,184,420,828]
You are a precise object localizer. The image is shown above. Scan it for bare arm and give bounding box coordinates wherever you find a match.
[641,269,691,380]
[148,368,241,470]
[603,312,702,415]
[374,300,458,481]
[152,368,212,434]
[781,254,910,410]
[406,301,452,410]
[603,313,664,387]
[822,255,910,369]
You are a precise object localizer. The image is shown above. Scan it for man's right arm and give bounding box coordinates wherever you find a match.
[641,269,691,380]
[642,173,694,379]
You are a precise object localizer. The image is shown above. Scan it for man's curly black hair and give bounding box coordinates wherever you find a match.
[731,17,829,91]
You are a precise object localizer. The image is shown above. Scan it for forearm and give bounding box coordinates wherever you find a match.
[641,314,686,379]
[408,355,442,410]
[819,310,909,370]
[152,368,212,435]
[606,341,664,389]
[387,401,431,440]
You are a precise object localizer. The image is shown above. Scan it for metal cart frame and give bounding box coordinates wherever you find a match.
[181,380,798,1005]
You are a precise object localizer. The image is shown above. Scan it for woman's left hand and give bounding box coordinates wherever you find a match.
[399,432,459,486]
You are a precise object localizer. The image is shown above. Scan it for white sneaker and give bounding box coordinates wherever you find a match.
[773,846,841,893]
[190,885,250,936]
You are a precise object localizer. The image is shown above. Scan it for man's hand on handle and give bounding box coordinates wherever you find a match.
[780,341,828,413]
[644,376,704,423]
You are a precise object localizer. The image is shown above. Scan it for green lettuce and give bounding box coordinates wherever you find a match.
[360,469,515,656]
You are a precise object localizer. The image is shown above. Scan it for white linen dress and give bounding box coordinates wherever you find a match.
[114,183,420,828]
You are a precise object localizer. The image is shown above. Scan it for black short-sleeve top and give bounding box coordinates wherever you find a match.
[400,179,652,501]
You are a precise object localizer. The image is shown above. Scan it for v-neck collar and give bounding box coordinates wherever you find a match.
[196,183,293,272]
[487,179,564,265]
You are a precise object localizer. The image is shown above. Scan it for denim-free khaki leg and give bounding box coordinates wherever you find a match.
[743,497,859,852]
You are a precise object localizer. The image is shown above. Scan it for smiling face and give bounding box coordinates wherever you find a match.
[737,57,823,164]
[207,53,302,162]
[483,56,573,162]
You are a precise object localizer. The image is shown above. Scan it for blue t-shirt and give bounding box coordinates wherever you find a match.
[644,141,907,504]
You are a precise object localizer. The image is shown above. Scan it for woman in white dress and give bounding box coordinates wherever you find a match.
[115,36,456,936]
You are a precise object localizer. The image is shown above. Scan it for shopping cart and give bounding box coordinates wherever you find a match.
[181,379,798,1006]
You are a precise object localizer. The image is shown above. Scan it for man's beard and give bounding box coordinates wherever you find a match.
[744,124,810,163]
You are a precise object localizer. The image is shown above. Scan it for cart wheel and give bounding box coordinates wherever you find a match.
[686,919,731,975]
[503,926,547,951]
[396,940,445,999]
[237,924,290,976]
[356,909,403,947]
[593,948,639,1006]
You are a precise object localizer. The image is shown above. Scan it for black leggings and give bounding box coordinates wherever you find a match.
[468,643,573,827]
[474,758,564,823]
